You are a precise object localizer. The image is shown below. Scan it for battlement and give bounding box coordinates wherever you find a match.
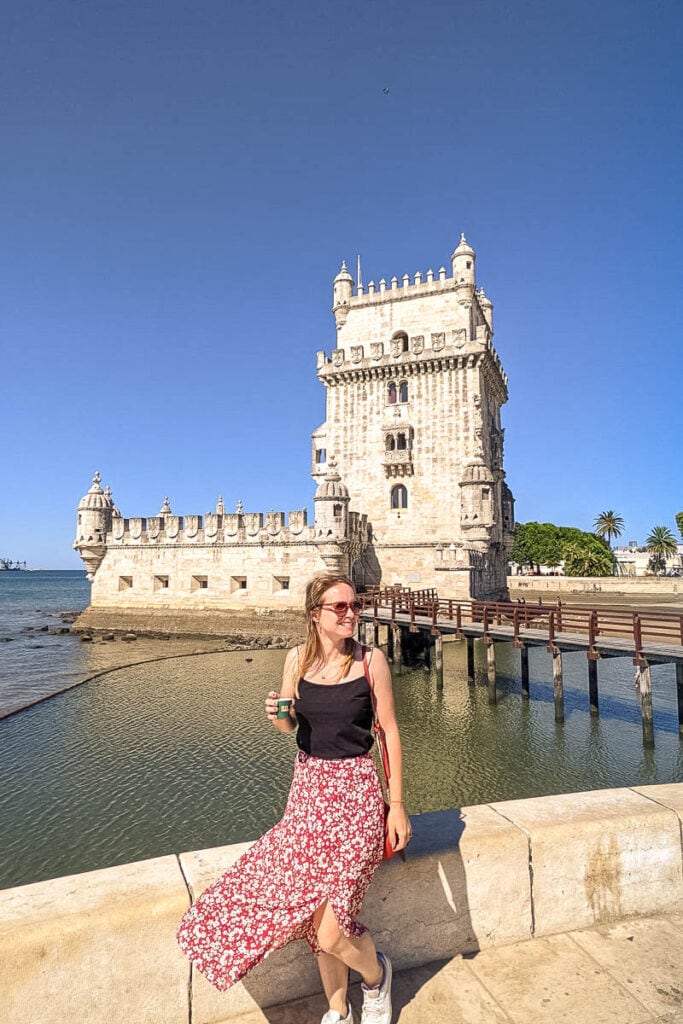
[317,327,508,392]
[354,265,456,305]
[108,509,314,546]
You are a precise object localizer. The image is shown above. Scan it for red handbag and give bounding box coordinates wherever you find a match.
[363,651,406,862]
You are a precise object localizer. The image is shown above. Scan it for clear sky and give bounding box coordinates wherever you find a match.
[1,0,681,568]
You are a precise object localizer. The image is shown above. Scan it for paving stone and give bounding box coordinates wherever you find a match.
[570,916,683,1019]
[464,931,654,1024]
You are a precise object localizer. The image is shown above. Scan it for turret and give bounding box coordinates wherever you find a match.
[451,233,476,305]
[314,459,351,572]
[478,287,493,332]
[73,472,115,580]
[332,261,354,333]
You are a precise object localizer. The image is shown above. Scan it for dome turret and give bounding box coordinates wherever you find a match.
[77,471,115,512]
[314,458,350,543]
[332,260,354,332]
[74,472,115,580]
[451,232,476,295]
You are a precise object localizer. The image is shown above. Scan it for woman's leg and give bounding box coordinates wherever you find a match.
[313,902,383,989]
[317,952,350,1016]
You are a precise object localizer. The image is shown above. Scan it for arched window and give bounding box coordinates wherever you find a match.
[397,433,407,450]
[398,380,408,403]
[333,503,342,517]
[387,382,397,404]
[391,484,408,509]
[385,434,396,451]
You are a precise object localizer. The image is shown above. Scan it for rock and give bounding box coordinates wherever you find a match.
[37,625,49,632]
[122,633,137,641]
[57,627,71,635]
[80,635,94,642]
[101,633,116,641]
[0,637,14,643]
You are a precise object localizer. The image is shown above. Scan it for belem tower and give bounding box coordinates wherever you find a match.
[73,234,515,636]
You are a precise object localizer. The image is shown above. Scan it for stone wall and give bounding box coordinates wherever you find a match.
[2,785,681,1024]
[72,605,307,642]
[508,575,683,603]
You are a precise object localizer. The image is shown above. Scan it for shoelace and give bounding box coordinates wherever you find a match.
[361,993,386,1023]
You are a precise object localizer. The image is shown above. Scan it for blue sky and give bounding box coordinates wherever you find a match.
[1,0,681,568]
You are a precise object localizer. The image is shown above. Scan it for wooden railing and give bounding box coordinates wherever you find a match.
[360,591,683,659]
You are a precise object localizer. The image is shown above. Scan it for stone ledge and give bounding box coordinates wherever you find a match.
[0,786,681,1024]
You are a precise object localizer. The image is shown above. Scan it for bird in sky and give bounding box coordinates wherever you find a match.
[383,86,389,94]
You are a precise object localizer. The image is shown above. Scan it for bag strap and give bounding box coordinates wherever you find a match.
[362,646,391,786]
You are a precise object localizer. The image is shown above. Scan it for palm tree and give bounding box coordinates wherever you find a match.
[593,511,624,548]
[645,525,678,574]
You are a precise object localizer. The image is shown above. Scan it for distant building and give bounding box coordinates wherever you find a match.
[73,234,515,633]
[614,543,683,577]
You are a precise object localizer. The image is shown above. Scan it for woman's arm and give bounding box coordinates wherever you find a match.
[368,647,411,852]
[264,646,299,735]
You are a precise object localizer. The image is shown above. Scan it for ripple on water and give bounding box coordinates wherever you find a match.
[0,642,682,889]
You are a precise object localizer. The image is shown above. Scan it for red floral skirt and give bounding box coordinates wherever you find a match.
[176,751,385,991]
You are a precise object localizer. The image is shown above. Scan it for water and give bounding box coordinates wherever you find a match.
[0,574,681,891]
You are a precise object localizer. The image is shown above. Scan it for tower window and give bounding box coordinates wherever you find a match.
[387,382,397,404]
[154,575,169,590]
[333,503,342,517]
[118,576,133,591]
[385,434,396,451]
[230,576,248,592]
[392,331,409,353]
[398,381,408,403]
[191,575,209,591]
[397,433,407,450]
[391,485,408,509]
[315,448,327,465]
[482,488,490,500]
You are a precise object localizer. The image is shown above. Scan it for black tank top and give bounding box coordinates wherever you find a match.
[295,673,374,759]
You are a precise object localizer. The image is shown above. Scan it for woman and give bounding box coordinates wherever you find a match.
[176,572,411,1024]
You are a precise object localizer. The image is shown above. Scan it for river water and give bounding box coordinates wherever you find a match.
[0,572,681,890]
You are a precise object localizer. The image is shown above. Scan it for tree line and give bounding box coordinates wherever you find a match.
[510,511,683,577]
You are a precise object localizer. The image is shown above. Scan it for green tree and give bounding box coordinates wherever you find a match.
[510,522,615,576]
[676,512,683,541]
[645,525,678,574]
[563,543,614,577]
[593,510,624,548]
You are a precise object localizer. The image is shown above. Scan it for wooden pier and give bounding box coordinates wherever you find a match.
[360,588,683,748]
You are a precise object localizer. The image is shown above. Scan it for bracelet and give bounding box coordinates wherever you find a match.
[390,800,404,805]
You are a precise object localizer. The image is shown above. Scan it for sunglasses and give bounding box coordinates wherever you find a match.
[319,600,363,616]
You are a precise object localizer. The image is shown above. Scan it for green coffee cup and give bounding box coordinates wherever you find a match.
[276,698,292,719]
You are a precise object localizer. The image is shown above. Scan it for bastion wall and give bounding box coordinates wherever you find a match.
[2,784,682,1024]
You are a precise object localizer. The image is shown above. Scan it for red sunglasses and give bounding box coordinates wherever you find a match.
[319,600,363,616]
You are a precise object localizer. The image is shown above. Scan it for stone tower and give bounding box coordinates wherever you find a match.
[312,235,514,599]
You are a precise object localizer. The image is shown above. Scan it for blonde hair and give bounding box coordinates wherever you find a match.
[293,572,357,696]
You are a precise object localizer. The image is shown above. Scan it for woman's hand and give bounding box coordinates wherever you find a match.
[265,690,296,733]
[265,691,280,722]
[386,803,412,852]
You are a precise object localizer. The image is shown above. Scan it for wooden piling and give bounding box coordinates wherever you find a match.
[520,646,530,699]
[391,623,403,674]
[429,636,438,686]
[434,633,444,690]
[552,650,564,723]
[467,636,475,686]
[486,642,497,704]
[676,663,683,737]
[635,660,655,748]
[588,657,599,717]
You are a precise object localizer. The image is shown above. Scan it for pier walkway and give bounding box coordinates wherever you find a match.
[358,591,683,746]
[234,909,683,1024]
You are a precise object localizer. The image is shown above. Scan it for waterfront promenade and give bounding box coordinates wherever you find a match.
[249,911,683,1023]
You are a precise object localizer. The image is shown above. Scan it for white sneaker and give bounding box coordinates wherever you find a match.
[321,1005,354,1024]
[360,951,392,1024]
